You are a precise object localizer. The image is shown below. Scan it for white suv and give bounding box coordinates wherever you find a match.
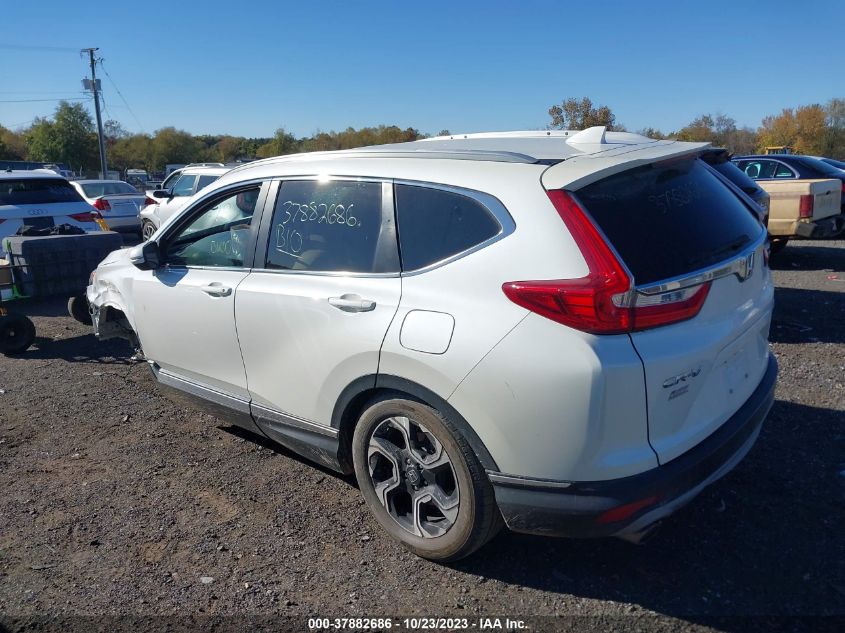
[139,163,232,240]
[87,129,776,561]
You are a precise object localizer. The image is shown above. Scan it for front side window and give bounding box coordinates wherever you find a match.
[170,174,197,197]
[265,180,384,273]
[395,184,500,271]
[163,187,260,268]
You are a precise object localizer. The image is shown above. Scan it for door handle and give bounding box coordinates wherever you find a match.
[328,294,376,313]
[201,283,232,297]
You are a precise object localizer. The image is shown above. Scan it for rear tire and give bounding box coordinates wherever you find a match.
[352,396,502,562]
[770,238,788,254]
[68,294,92,325]
[0,313,36,355]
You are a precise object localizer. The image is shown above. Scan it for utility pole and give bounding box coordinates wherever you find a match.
[82,48,108,178]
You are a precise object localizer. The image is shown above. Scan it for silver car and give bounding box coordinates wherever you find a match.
[70,180,150,236]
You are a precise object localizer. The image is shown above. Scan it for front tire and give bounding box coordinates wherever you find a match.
[352,396,502,562]
[141,220,157,241]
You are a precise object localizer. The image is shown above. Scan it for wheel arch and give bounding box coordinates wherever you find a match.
[332,374,500,474]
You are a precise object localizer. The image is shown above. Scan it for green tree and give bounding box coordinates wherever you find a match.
[150,127,202,170]
[109,133,153,172]
[0,125,27,159]
[256,128,301,158]
[25,101,98,170]
[548,97,617,131]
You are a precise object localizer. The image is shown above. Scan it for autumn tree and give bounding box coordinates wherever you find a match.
[757,105,827,155]
[548,97,617,131]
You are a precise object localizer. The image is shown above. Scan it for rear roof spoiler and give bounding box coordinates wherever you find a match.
[542,140,711,191]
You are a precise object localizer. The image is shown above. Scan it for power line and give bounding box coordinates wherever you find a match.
[0,97,92,103]
[0,44,80,53]
[99,59,145,132]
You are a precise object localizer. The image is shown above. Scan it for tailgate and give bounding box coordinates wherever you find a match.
[570,156,773,464]
[757,179,840,222]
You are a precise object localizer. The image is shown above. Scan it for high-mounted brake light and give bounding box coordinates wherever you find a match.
[798,194,814,219]
[502,190,710,334]
[92,198,111,211]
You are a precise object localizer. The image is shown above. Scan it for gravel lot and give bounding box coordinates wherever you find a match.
[0,240,843,632]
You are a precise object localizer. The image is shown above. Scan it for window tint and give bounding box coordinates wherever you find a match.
[796,157,842,177]
[163,187,259,267]
[576,158,762,285]
[265,180,384,273]
[171,174,197,197]
[773,162,795,178]
[395,184,500,271]
[0,179,84,205]
[197,175,219,191]
[712,161,761,196]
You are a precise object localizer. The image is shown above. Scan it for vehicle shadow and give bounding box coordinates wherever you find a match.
[21,333,136,365]
[453,400,845,625]
[770,287,845,344]
[769,242,843,273]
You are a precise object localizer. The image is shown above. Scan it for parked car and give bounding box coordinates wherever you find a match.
[733,154,844,250]
[70,180,154,237]
[88,128,776,561]
[807,156,845,173]
[139,163,231,240]
[700,149,770,225]
[1,170,103,255]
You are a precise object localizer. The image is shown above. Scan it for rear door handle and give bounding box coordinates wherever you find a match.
[201,283,232,297]
[328,294,376,313]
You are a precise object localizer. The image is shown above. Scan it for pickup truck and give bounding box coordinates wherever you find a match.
[733,155,845,252]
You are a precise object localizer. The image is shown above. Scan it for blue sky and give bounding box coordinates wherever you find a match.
[1,0,842,138]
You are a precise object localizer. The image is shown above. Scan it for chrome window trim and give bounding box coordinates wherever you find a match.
[636,231,767,296]
[392,179,516,276]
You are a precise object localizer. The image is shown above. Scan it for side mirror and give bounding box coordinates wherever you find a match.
[129,241,161,270]
[151,189,172,199]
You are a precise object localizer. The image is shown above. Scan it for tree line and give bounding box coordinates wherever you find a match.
[548,96,845,158]
[1,97,843,175]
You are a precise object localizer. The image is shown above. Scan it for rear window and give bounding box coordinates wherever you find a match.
[712,161,761,196]
[795,157,843,177]
[0,178,84,205]
[576,158,762,285]
[81,182,137,197]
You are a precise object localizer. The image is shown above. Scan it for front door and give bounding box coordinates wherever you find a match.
[133,184,266,399]
[236,178,401,428]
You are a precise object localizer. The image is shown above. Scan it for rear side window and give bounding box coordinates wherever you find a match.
[773,162,795,178]
[0,179,83,205]
[265,180,385,273]
[395,184,500,271]
[737,160,777,179]
[576,158,762,285]
[197,175,219,191]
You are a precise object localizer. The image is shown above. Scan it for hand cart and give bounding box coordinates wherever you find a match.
[0,232,123,355]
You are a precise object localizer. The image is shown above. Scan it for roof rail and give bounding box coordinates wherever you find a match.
[184,162,226,168]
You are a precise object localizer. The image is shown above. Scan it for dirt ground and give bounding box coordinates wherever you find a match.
[0,240,843,633]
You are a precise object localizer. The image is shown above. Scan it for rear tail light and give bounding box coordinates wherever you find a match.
[69,212,101,223]
[596,495,661,525]
[798,194,814,218]
[502,190,710,334]
[143,196,156,207]
[92,198,111,211]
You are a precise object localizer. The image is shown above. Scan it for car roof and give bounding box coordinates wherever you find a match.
[220,128,709,190]
[180,165,232,175]
[0,169,66,180]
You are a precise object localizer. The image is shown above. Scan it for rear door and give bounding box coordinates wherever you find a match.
[235,178,401,431]
[574,158,772,463]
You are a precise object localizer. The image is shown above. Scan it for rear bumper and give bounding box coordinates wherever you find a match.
[103,216,142,233]
[489,353,777,539]
[795,213,845,238]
